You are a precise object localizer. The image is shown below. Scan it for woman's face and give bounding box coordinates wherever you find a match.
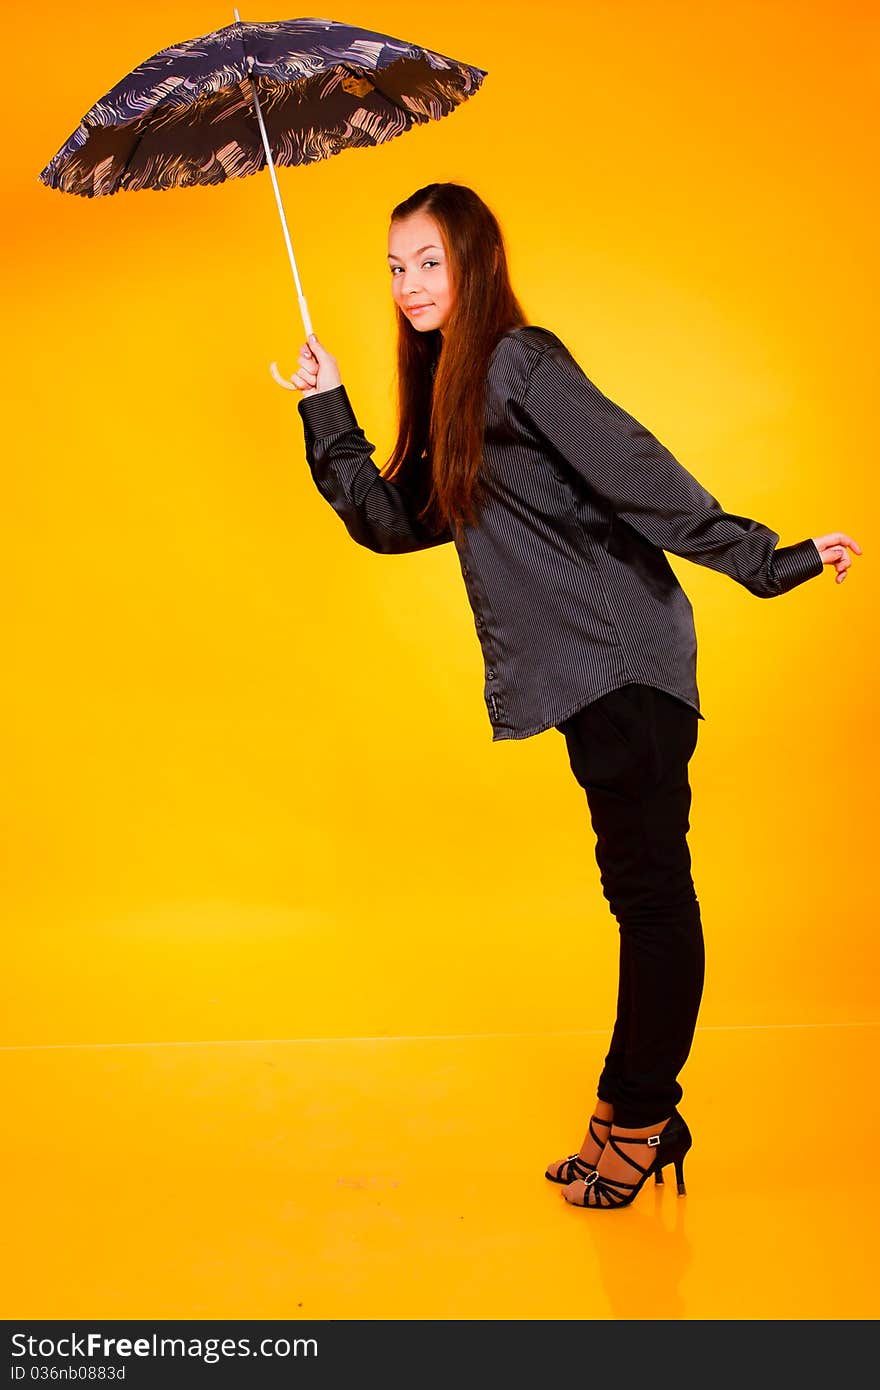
[387,211,453,335]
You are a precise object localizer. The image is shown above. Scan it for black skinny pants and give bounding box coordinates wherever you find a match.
[556,682,704,1128]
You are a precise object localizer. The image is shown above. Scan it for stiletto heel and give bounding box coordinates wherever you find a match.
[563,1109,693,1209]
[545,1112,612,1184]
[674,1156,687,1196]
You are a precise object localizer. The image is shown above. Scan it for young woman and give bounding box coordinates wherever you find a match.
[283,182,860,1210]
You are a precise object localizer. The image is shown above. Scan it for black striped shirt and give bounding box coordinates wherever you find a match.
[297,325,824,741]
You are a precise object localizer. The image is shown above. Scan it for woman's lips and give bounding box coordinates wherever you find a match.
[408,304,433,314]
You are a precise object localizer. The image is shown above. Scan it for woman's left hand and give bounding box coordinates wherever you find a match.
[812,533,862,583]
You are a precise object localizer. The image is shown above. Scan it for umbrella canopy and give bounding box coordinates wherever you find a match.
[37,14,488,198]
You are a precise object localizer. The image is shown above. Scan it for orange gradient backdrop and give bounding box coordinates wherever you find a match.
[3,0,875,1052]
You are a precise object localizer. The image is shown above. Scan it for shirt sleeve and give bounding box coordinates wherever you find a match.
[297,384,454,555]
[520,344,824,598]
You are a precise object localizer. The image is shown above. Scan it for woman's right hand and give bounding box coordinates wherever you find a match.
[288,334,342,397]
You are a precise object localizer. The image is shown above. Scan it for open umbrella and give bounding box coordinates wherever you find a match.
[38,9,488,384]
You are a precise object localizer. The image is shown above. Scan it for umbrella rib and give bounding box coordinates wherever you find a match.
[335,65,421,148]
[359,59,468,132]
[114,103,163,192]
[356,64,411,120]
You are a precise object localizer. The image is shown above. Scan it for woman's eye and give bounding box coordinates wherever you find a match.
[390,261,439,274]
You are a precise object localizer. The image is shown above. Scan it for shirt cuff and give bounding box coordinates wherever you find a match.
[773,537,825,593]
[297,384,358,441]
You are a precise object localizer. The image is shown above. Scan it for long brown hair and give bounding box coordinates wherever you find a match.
[382,183,529,539]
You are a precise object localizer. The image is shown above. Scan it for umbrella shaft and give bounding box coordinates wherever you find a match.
[246,65,312,337]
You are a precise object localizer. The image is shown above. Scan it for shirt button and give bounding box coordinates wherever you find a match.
[487,667,496,680]
[462,564,469,576]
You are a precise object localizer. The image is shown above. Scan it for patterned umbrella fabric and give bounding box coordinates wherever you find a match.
[37,15,488,198]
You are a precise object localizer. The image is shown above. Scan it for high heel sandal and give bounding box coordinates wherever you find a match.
[545,1113,612,1184]
[563,1110,692,1208]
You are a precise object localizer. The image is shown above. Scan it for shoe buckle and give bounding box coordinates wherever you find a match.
[647,1134,660,1147]
[584,1170,599,1187]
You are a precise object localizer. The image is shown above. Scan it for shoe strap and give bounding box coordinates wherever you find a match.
[611,1128,664,1144]
[559,1150,594,1168]
[588,1116,610,1147]
[605,1132,661,1178]
[585,1170,639,1195]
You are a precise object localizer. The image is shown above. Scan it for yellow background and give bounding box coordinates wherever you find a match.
[3,0,877,1320]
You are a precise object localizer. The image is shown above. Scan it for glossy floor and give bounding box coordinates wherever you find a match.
[2,1021,877,1320]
